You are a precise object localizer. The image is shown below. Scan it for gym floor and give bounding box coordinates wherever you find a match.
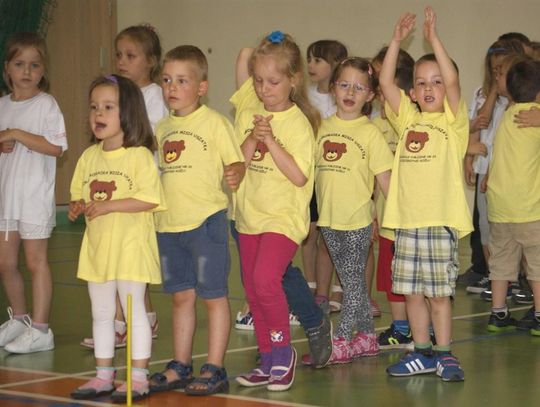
[0,210,538,406]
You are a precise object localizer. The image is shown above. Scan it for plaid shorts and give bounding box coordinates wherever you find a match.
[391,227,459,297]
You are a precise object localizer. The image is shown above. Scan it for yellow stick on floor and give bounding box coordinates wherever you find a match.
[127,294,132,406]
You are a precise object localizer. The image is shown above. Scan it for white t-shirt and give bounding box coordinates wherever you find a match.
[141,83,168,133]
[308,84,336,119]
[468,87,508,175]
[0,92,67,226]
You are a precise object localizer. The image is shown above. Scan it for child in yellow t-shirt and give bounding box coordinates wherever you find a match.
[379,8,472,382]
[149,46,245,396]
[315,57,393,364]
[233,31,318,391]
[371,46,415,350]
[484,58,540,335]
[69,75,164,402]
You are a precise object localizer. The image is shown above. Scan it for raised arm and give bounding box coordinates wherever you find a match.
[423,6,460,115]
[236,48,254,89]
[379,12,416,115]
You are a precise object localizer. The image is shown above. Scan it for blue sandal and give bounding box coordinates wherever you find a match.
[149,360,193,393]
[184,363,229,396]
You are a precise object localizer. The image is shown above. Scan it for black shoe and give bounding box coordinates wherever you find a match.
[466,276,490,294]
[516,307,535,331]
[305,314,332,368]
[487,312,517,332]
[377,324,413,350]
[457,268,485,285]
[512,289,534,305]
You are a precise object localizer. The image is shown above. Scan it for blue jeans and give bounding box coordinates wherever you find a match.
[230,220,322,331]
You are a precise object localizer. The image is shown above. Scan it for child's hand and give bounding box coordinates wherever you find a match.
[514,106,540,128]
[251,114,274,143]
[224,162,246,191]
[84,200,112,221]
[467,141,488,157]
[464,159,475,187]
[392,12,416,42]
[0,130,16,153]
[68,199,85,221]
[423,6,438,43]
[480,174,488,193]
[470,115,489,133]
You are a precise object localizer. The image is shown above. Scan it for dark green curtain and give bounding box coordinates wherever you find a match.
[0,0,56,92]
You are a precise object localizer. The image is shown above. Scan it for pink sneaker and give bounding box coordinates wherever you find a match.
[349,332,379,358]
[327,337,352,365]
[71,377,115,400]
[235,368,270,387]
[267,347,297,391]
[111,379,149,402]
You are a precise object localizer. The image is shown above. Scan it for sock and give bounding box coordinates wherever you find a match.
[414,343,433,357]
[433,345,451,354]
[96,366,115,381]
[492,306,508,316]
[131,367,149,383]
[271,345,293,370]
[393,320,410,336]
[259,351,272,374]
[114,320,127,334]
[31,321,49,333]
[13,314,28,322]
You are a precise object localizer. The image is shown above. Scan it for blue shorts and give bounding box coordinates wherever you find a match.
[157,210,230,299]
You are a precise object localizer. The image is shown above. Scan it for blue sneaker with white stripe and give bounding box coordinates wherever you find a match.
[436,354,465,382]
[386,352,436,376]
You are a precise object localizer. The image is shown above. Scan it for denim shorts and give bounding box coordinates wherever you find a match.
[157,210,230,299]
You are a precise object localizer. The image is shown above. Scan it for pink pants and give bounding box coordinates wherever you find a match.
[238,232,298,353]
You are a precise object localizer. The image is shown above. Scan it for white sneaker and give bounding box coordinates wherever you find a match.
[289,312,300,326]
[0,307,27,347]
[4,316,54,354]
[235,311,255,331]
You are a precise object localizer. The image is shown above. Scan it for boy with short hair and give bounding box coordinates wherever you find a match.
[150,45,245,395]
[379,7,472,382]
[485,59,540,335]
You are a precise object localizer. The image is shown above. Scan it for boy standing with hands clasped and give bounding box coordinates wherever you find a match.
[379,7,472,382]
[150,45,245,396]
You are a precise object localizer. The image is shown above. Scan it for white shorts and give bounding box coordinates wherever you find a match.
[0,220,54,239]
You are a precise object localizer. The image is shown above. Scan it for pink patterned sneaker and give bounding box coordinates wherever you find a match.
[235,368,270,387]
[327,337,352,365]
[349,332,379,358]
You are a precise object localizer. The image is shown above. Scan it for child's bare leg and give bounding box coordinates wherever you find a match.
[405,294,431,344]
[389,300,407,320]
[491,280,509,308]
[0,232,26,315]
[301,222,318,288]
[114,294,124,322]
[427,296,452,347]
[531,281,540,311]
[23,239,51,323]
[187,296,230,390]
[161,289,196,382]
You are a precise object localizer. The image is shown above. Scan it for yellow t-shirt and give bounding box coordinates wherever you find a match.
[383,90,473,237]
[487,102,540,223]
[154,105,243,232]
[315,115,393,230]
[70,144,164,284]
[372,116,399,241]
[235,103,315,244]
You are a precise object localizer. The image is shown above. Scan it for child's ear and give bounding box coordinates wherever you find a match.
[291,72,302,87]
[409,87,417,102]
[198,80,209,97]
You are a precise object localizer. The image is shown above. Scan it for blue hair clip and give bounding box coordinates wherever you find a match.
[487,47,507,55]
[267,31,285,44]
[105,74,118,83]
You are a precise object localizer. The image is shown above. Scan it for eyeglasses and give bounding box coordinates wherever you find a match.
[334,81,371,94]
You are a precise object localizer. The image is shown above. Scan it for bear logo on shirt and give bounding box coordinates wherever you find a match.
[405,130,429,153]
[163,140,186,163]
[323,140,347,162]
[252,141,269,161]
[90,180,117,201]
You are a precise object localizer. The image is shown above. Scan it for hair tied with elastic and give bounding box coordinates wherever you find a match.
[488,47,507,55]
[267,31,285,44]
[105,74,118,84]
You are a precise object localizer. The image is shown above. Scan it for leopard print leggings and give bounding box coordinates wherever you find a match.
[321,225,374,340]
